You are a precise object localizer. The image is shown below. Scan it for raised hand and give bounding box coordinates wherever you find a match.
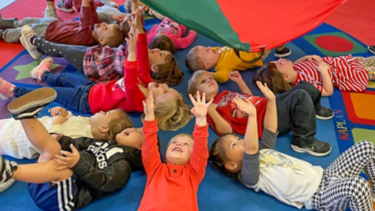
[256,81,275,101]
[228,71,243,83]
[143,90,155,121]
[112,14,126,23]
[233,97,256,117]
[49,106,68,117]
[189,91,213,119]
[53,144,80,170]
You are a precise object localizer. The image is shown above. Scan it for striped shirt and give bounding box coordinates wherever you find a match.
[293,55,368,92]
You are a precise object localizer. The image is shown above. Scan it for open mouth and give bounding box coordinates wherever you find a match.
[172,147,183,152]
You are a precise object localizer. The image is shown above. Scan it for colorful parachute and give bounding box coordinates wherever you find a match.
[141,0,347,52]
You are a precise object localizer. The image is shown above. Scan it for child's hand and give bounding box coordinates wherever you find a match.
[112,14,126,23]
[53,144,80,170]
[306,55,322,63]
[316,61,329,72]
[51,115,68,125]
[189,91,213,118]
[49,106,68,117]
[133,9,144,33]
[233,97,256,117]
[143,90,155,121]
[256,81,275,101]
[228,71,243,83]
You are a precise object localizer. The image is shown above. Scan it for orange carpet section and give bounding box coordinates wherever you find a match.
[325,0,375,45]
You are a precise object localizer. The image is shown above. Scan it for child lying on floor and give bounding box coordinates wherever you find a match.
[0,87,144,210]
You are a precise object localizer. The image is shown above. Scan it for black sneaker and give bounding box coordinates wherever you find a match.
[275,47,292,58]
[0,155,18,183]
[7,87,56,120]
[368,46,375,55]
[316,106,334,120]
[291,139,332,157]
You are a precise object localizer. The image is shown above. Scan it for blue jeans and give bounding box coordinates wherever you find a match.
[14,72,94,113]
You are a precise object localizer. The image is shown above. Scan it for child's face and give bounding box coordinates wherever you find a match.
[271,58,294,81]
[220,134,244,170]
[148,82,180,105]
[93,23,120,43]
[90,110,121,128]
[148,48,172,69]
[166,135,194,165]
[195,71,219,101]
[115,127,143,149]
[194,46,220,69]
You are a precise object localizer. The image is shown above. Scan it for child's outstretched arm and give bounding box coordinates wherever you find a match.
[175,30,197,50]
[142,91,162,175]
[233,98,258,154]
[189,91,212,183]
[229,71,253,95]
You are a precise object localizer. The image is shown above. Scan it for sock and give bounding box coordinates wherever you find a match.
[30,36,37,45]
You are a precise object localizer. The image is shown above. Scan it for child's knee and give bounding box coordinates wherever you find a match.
[349,177,370,196]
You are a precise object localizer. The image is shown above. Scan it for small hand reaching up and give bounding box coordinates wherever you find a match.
[228,71,243,83]
[126,28,137,61]
[143,91,155,121]
[189,91,213,126]
[256,81,275,101]
[233,97,256,117]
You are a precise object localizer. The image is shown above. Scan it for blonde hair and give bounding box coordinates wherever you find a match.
[105,24,124,47]
[185,46,206,72]
[144,94,193,131]
[105,110,133,140]
[187,70,207,96]
[151,54,184,86]
[167,133,194,147]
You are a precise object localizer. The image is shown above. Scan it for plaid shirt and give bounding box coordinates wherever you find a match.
[83,43,128,83]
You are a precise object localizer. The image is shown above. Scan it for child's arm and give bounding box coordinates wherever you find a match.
[316,62,334,96]
[174,30,197,50]
[188,92,212,183]
[142,92,162,174]
[228,71,253,95]
[208,103,233,134]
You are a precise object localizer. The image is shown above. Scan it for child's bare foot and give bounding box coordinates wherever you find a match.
[31,57,54,82]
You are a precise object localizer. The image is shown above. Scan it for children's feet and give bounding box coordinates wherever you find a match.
[56,0,74,13]
[100,0,119,8]
[0,178,15,193]
[368,46,375,55]
[7,87,57,120]
[316,106,334,120]
[0,155,17,183]
[0,77,15,100]
[291,139,332,157]
[31,57,53,82]
[20,25,42,60]
[43,6,58,19]
[275,47,292,58]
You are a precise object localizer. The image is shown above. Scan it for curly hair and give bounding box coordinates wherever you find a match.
[151,54,184,86]
[253,61,292,94]
[209,135,240,180]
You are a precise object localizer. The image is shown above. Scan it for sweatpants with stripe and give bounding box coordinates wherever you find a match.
[28,177,76,211]
[308,141,375,211]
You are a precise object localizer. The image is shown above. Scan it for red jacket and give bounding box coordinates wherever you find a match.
[207,90,267,136]
[88,34,153,113]
[138,120,209,211]
[45,1,100,45]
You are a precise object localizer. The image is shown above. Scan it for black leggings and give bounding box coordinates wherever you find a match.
[34,37,87,72]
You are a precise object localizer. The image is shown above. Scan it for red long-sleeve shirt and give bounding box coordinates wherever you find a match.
[45,1,100,45]
[138,120,209,211]
[88,34,153,113]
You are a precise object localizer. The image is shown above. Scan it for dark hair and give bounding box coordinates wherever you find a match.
[151,54,184,86]
[209,135,240,181]
[149,34,175,54]
[253,61,292,94]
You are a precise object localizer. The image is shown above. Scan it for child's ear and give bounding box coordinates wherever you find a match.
[204,62,210,69]
[150,65,158,73]
[98,125,110,133]
[224,161,238,171]
[283,74,290,82]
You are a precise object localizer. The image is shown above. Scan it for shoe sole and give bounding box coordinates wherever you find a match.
[316,113,334,120]
[274,51,292,58]
[0,178,15,193]
[20,36,41,60]
[291,144,332,157]
[7,87,56,114]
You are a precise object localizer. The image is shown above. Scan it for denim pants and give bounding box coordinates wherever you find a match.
[14,72,94,113]
[276,81,322,147]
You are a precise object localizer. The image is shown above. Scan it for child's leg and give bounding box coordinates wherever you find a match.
[2,18,52,43]
[41,72,94,88]
[44,0,57,19]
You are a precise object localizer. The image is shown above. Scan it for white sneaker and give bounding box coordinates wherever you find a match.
[20,25,42,60]
[0,178,15,193]
[100,0,118,8]
[43,6,58,19]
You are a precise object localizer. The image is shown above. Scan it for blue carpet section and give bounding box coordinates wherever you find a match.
[0,10,373,210]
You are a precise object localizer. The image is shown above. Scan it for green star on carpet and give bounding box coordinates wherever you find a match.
[13,60,59,80]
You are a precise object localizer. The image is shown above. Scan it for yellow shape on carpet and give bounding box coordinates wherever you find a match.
[350,92,375,120]
[368,81,375,88]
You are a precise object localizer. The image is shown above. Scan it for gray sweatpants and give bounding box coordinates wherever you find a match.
[2,17,57,43]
